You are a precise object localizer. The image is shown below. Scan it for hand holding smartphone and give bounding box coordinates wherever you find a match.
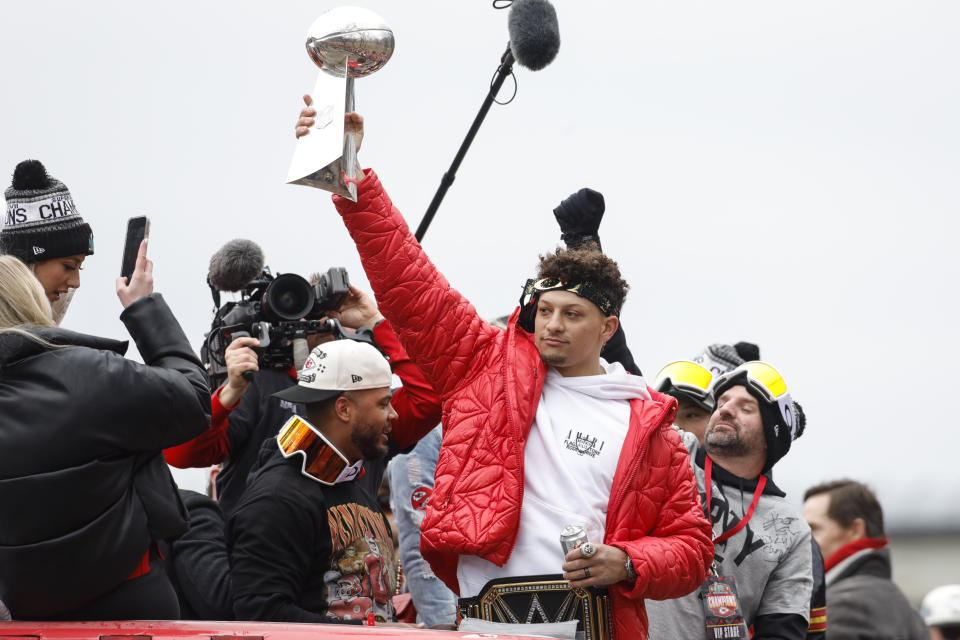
[116,216,153,309]
[120,216,150,282]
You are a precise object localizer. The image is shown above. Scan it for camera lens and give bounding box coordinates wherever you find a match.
[262,273,315,321]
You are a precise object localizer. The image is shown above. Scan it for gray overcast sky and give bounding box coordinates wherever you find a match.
[3,1,958,529]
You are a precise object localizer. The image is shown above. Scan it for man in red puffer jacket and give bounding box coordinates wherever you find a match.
[296,103,713,639]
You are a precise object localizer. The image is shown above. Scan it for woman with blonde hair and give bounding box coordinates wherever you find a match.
[0,254,55,330]
[0,244,211,621]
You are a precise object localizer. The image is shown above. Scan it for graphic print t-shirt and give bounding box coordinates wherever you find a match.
[644,433,814,635]
[457,360,650,597]
[321,493,397,622]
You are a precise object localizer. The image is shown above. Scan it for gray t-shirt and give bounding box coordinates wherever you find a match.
[645,433,813,638]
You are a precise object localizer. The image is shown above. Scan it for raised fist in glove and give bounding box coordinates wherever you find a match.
[553,187,605,251]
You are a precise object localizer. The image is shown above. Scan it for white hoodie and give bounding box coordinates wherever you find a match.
[457,359,650,597]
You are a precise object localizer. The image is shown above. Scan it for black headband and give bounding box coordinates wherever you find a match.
[519,277,619,317]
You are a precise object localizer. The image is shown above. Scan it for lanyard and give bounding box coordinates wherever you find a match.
[704,456,767,544]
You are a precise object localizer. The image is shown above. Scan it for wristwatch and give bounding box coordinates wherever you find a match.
[624,556,637,583]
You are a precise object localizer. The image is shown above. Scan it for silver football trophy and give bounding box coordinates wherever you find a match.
[286,7,395,201]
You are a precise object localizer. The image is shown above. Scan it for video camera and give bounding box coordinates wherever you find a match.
[201,265,352,385]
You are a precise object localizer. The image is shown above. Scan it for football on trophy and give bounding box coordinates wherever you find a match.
[305,7,395,78]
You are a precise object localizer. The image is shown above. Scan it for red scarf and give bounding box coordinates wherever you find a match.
[824,536,888,572]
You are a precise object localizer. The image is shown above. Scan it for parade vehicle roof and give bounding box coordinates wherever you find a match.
[0,620,544,640]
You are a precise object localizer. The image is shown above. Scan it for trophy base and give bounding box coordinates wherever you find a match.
[289,157,357,201]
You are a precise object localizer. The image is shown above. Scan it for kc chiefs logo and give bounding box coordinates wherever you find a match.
[410,486,432,511]
[706,581,738,618]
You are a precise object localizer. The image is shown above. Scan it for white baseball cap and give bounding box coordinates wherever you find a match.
[273,339,392,404]
[922,584,960,627]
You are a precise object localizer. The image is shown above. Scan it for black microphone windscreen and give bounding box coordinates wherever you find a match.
[508,0,560,71]
[208,238,265,292]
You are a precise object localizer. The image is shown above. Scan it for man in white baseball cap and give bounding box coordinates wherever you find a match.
[923,585,960,640]
[226,338,428,627]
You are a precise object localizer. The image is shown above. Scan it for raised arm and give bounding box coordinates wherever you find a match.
[86,240,210,452]
[164,336,260,468]
[554,187,641,375]
[99,292,212,450]
[332,171,501,396]
[295,102,502,396]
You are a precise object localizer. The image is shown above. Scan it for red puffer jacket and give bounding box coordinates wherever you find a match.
[334,170,713,639]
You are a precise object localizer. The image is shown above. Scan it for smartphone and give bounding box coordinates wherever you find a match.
[120,216,150,281]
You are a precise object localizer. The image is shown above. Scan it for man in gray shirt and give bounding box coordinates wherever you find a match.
[646,361,814,639]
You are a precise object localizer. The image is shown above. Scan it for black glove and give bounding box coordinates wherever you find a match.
[553,187,605,251]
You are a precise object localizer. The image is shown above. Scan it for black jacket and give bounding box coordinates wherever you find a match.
[215,367,302,517]
[0,294,210,618]
[826,548,928,640]
[807,539,827,638]
[159,490,233,620]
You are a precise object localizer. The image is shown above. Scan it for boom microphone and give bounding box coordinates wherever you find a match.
[208,239,265,292]
[508,0,560,71]
[414,0,561,242]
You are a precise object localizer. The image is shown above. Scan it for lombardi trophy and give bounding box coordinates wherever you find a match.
[286,7,394,201]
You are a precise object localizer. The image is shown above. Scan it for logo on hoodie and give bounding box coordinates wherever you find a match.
[564,430,604,458]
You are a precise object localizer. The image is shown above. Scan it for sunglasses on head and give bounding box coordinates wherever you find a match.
[517,277,617,327]
[520,277,580,304]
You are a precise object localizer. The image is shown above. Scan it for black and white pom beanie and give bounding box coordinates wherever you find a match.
[692,341,760,376]
[2,160,94,264]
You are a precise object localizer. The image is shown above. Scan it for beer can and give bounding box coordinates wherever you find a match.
[560,524,588,556]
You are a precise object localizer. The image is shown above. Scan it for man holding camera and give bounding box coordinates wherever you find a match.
[164,283,442,517]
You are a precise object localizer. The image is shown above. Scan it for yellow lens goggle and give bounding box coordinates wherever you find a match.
[653,361,715,409]
[718,361,799,437]
[737,361,788,402]
[276,415,350,485]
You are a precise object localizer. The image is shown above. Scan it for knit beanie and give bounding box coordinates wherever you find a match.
[2,160,94,264]
[711,365,806,473]
[693,343,745,376]
[733,341,760,362]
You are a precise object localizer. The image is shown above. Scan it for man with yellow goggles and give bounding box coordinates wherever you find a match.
[653,342,761,444]
[646,361,812,639]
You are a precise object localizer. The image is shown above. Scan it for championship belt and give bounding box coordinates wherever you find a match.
[457,574,612,640]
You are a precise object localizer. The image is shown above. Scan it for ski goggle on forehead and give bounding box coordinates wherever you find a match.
[276,415,349,485]
[653,361,715,410]
[732,361,789,403]
[720,360,800,436]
